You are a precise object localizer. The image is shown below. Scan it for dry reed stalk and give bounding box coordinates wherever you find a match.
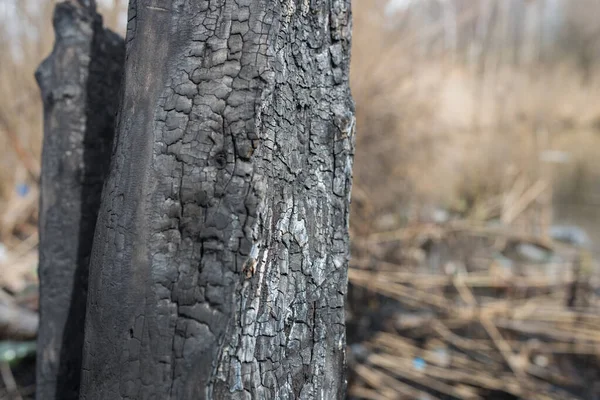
[502,179,549,225]
[526,364,581,387]
[347,384,389,400]
[406,355,520,397]
[349,272,454,313]
[494,318,600,343]
[352,366,389,399]
[447,222,556,250]
[0,363,22,400]
[373,332,498,373]
[430,320,493,352]
[480,314,525,376]
[365,224,445,245]
[469,339,598,356]
[353,268,579,289]
[369,353,484,400]
[459,271,528,389]
[354,363,431,400]
[502,175,528,223]
[453,272,478,306]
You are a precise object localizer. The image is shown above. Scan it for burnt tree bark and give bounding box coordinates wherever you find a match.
[80,0,354,398]
[35,1,124,399]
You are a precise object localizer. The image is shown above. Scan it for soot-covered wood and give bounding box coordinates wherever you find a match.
[80,0,354,398]
[35,1,124,399]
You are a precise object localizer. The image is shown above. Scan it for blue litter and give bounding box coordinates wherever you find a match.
[0,341,36,365]
[16,183,30,197]
[413,357,426,371]
[549,225,591,248]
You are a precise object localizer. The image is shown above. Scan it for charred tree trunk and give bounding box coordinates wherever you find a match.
[81,0,354,398]
[35,1,124,399]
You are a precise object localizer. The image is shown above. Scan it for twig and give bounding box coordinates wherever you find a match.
[480,314,524,376]
[0,362,22,400]
[432,320,493,352]
[453,272,478,306]
[348,384,389,400]
[354,364,413,400]
[369,353,483,400]
[502,179,548,225]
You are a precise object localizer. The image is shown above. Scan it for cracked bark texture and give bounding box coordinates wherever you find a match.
[35,1,124,399]
[80,0,354,398]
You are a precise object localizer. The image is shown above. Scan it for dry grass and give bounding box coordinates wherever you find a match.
[350,0,600,237]
[348,216,600,399]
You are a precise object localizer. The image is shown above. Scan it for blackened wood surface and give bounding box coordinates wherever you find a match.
[81,0,354,398]
[35,1,124,399]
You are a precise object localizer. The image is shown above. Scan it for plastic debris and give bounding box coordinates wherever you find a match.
[15,183,30,197]
[412,357,426,371]
[0,341,36,365]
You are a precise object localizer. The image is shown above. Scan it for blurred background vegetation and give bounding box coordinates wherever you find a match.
[351,0,600,242]
[1,0,600,399]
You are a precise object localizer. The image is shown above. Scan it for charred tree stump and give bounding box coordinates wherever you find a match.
[35,1,124,399]
[80,0,355,398]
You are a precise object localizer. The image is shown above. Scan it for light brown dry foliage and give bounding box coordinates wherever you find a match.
[351,0,600,240]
